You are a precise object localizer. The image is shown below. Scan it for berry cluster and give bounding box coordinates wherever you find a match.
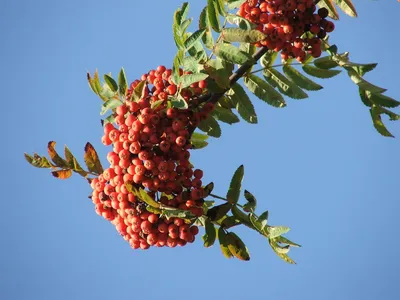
[238,0,335,62]
[89,65,214,250]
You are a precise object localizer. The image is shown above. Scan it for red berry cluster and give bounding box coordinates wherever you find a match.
[89,65,214,250]
[238,0,335,62]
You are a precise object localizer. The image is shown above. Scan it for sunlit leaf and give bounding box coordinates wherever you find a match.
[214,43,254,65]
[222,28,265,43]
[218,227,233,258]
[264,69,308,99]
[207,0,221,32]
[104,74,118,93]
[228,83,258,123]
[244,74,286,108]
[51,169,73,180]
[47,141,68,168]
[243,190,257,213]
[226,232,250,261]
[302,65,341,79]
[84,142,104,174]
[118,68,128,96]
[283,65,323,91]
[184,29,206,51]
[268,226,291,239]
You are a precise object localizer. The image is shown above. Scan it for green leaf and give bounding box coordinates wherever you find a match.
[260,50,278,68]
[190,132,209,149]
[273,244,291,254]
[243,190,257,213]
[103,74,118,93]
[180,73,209,89]
[24,153,54,169]
[283,65,323,91]
[359,88,373,107]
[244,74,286,108]
[118,68,127,96]
[347,63,377,77]
[302,65,342,79]
[138,189,160,208]
[214,43,254,65]
[227,0,246,10]
[218,227,233,258]
[276,236,301,248]
[215,0,226,17]
[222,28,265,43]
[173,7,185,49]
[204,60,232,89]
[218,95,235,109]
[171,96,188,110]
[198,115,222,138]
[370,106,394,138]
[64,146,87,177]
[87,70,103,97]
[345,69,386,94]
[203,182,214,197]
[258,210,269,230]
[199,7,214,50]
[180,19,192,35]
[150,99,164,110]
[183,56,201,73]
[226,232,250,261]
[264,69,308,99]
[179,2,189,24]
[334,0,357,17]
[146,206,162,214]
[207,0,221,32]
[269,239,296,264]
[212,106,240,124]
[206,202,232,221]
[100,99,121,115]
[172,51,183,85]
[129,80,147,102]
[161,208,195,219]
[221,216,242,229]
[203,218,217,247]
[47,141,68,168]
[313,56,339,70]
[184,29,206,51]
[248,213,267,236]
[226,165,244,204]
[362,90,400,108]
[229,83,258,124]
[188,40,207,63]
[268,226,291,239]
[231,205,253,229]
[83,142,104,174]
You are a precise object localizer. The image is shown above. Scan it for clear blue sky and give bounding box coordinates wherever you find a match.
[1,1,399,299]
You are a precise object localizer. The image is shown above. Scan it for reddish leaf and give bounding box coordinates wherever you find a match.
[47,141,68,168]
[51,169,73,179]
[84,143,104,174]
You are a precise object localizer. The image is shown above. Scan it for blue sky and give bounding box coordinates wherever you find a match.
[2,1,400,299]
